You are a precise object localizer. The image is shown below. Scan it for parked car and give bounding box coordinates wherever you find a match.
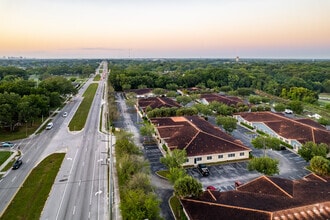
[235,181,243,187]
[1,142,14,148]
[197,164,210,176]
[46,122,53,130]
[62,112,68,117]
[12,158,23,170]
[206,185,218,191]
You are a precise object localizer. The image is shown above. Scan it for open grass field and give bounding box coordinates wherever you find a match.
[1,153,65,220]
[69,83,98,131]
[0,151,12,167]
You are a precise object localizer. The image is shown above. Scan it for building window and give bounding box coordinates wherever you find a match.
[207,156,212,160]
[218,155,223,159]
[240,152,244,156]
[196,157,202,162]
[228,153,235,158]
[186,159,189,163]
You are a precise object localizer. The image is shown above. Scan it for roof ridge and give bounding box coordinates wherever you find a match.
[304,173,328,182]
[200,130,251,151]
[264,176,293,198]
[207,190,217,201]
[181,198,273,215]
[268,111,326,132]
[157,96,166,105]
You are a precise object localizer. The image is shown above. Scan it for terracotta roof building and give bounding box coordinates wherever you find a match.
[233,111,330,151]
[200,93,244,106]
[137,96,181,113]
[125,88,154,98]
[181,174,330,220]
[150,116,251,166]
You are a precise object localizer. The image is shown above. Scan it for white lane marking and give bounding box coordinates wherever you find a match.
[89,153,97,205]
[95,190,102,196]
[97,159,103,162]
[79,180,81,187]
[12,176,17,182]
[67,157,72,160]
[73,206,76,215]
[26,159,30,163]
[56,148,79,220]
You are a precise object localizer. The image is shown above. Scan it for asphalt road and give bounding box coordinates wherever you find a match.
[0,61,110,220]
[41,62,109,220]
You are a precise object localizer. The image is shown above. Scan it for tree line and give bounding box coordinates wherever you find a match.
[109,59,330,103]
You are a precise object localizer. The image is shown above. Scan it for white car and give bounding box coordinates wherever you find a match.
[46,122,53,130]
[62,112,68,117]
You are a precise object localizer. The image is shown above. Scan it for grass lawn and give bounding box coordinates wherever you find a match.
[93,74,101,81]
[0,118,43,142]
[1,153,65,220]
[0,151,12,166]
[69,83,98,131]
[170,195,187,220]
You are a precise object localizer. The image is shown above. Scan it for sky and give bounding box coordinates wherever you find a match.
[0,0,330,59]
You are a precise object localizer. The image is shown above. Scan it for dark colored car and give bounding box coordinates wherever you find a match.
[12,158,23,170]
[197,164,210,176]
[235,181,243,187]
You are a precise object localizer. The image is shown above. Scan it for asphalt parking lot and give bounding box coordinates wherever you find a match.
[187,162,260,191]
[143,144,167,173]
[117,96,311,197]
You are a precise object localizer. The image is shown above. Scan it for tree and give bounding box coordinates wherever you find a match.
[287,100,303,114]
[251,136,282,155]
[168,167,186,184]
[127,172,153,193]
[174,175,203,197]
[121,189,161,220]
[152,88,166,96]
[274,103,286,112]
[248,157,279,175]
[298,142,328,161]
[176,95,192,106]
[310,156,330,175]
[216,116,237,133]
[160,149,187,169]
[140,122,155,136]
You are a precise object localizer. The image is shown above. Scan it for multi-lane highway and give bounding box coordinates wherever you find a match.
[0,61,110,220]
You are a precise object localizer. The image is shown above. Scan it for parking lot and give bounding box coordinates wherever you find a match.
[187,162,260,191]
[118,99,311,194]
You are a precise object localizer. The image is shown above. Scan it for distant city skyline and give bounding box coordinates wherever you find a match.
[1,0,329,59]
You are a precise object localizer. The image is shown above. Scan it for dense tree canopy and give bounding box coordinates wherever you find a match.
[298,142,329,161]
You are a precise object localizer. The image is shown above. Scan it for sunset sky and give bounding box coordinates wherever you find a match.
[1,0,329,59]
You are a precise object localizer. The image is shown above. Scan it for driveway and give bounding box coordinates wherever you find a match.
[114,93,174,220]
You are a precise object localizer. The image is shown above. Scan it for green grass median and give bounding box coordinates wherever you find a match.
[69,83,98,131]
[1,153,65,220]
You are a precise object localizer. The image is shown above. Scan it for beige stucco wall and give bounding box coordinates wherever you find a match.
[184,150,250,166]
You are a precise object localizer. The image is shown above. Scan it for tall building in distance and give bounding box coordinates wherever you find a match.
[236,56,240,62]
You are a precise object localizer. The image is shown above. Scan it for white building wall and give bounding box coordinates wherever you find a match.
[183,150,250,166]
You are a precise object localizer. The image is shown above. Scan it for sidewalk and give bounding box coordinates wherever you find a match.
[101,77,122,220]
[0,149,19,176]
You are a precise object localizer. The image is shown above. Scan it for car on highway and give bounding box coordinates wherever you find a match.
[197,164,210,176]
[12,158,23,170]
[62,112,68,117]
[46,122,53,130]
[1,142,14,148]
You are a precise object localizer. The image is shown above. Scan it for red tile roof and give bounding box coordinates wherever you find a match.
[138,96,181,111]
[236,112,330,146]
[201,93,244,106]
[150,116,250,157]
[126,88,153,95]
[181,174,330,220]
